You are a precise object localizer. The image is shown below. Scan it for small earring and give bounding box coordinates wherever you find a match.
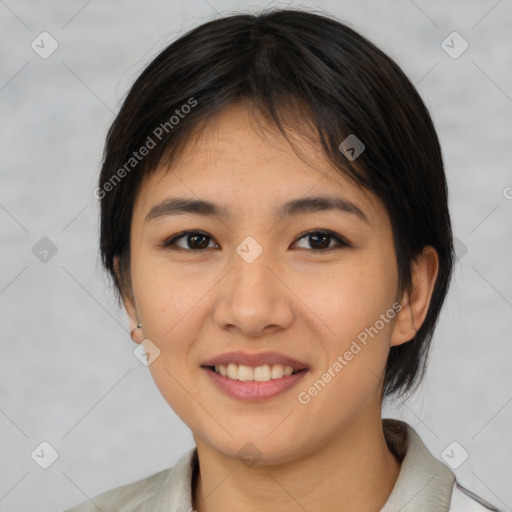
[136,323,142,329]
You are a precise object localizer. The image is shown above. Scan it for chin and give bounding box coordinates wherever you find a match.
[195,429,317,468]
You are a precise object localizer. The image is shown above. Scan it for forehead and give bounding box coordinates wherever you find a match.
[134,103,386,225]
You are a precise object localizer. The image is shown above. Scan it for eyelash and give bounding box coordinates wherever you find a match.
[160,230,350,253]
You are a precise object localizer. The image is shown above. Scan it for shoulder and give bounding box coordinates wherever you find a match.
[381,420,502,512]
[449,482,502,511]
[61,447,197,512]
[62,467,172,512]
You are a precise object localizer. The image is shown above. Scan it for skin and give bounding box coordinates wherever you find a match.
[121,102,439,512]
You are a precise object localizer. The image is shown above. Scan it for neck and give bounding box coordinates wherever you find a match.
[192,411,401,512]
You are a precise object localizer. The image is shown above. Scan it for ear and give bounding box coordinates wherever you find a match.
[114,255,143,344]
[391,246,439,347]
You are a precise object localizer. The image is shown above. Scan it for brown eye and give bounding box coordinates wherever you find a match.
[161,230,349,252]
[163,231,218,250]
[293,230,349,251]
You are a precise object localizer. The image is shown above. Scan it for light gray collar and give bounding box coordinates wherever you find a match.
[149,446,198,511]
[157,419,455,512]
[380,419,455,511]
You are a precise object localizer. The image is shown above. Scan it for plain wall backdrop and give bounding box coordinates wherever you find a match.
[0,0,511,510]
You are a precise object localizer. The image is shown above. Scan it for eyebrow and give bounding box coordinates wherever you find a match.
[145,195,369,223]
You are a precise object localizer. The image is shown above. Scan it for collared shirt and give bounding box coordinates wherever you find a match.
[63,419,500,511]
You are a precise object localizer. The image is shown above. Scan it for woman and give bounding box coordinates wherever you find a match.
[66,8,499,512]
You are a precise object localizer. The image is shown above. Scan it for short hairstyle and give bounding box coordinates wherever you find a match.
[97,9,455,399]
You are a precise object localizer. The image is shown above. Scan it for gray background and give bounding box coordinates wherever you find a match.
[0,0,511,510]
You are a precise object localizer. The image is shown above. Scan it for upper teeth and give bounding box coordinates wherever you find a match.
[214,363,296,381]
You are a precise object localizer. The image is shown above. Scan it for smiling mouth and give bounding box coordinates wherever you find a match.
[204,363,307,382]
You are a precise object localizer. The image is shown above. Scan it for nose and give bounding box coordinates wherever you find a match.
[213,247,295,338]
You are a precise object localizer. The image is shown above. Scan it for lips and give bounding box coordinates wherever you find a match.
[203,363,309,401]
[201,351,309,370]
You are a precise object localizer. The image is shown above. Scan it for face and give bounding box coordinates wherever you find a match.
[126,102,404,465]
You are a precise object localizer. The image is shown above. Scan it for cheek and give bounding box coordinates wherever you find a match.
[133,258,208,337]
[297,273,398,422]
[305,253,398,389]
[303,254,398,339]
[134,265,207,422]
[131,258,215,397]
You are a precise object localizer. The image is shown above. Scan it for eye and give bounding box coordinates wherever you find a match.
[292,230,349,252]
[161,229,349,252]
[162,231,219,250]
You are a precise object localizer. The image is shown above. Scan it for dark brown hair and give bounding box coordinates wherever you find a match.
[97,8,455,398]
